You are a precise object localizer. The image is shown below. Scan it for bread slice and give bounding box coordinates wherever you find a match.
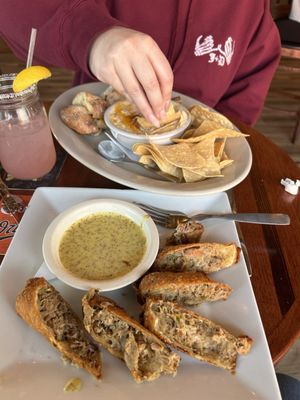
[153,242,240,273]
[138,271,232,305]
[143,298,252,373]
[101,86,125,106]
[15,278,101,379]
[60,105,103,135]
[82,290,180,383]
[72,91,107,118]
[166,221,204,245]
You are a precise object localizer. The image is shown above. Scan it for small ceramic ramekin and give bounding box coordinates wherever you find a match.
[42,199,159,291]
[104,102,191,149]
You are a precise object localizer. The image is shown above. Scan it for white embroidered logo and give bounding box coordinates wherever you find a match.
[194,35,235,66]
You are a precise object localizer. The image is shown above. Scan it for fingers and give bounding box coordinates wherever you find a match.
[148,45,174,111]
[115,51,172,124]
[115,60,160,127]
[88,27,174,125]
[104,68,128,100]
[132,57,165,120]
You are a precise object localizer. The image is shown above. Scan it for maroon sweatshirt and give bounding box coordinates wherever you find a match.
[0,0,280,125]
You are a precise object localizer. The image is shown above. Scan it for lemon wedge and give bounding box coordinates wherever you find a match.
[12,66,52,93]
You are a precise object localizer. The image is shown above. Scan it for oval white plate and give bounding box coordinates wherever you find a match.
[49,82,252,196]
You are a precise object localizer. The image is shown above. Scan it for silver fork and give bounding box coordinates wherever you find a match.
[134,202,290,228]
[0,176,27,220]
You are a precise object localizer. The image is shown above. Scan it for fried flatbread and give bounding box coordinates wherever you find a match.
[82,290,180,383]
[138,271,232,305]
[15,278,102,379]
[153,242,240,273]
[143,298,252,373]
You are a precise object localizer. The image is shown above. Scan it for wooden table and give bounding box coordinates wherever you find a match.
[3,105,300,365]
[229,118,300,365]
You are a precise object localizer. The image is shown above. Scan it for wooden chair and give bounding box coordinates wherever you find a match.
[279,46,300,143]
[269,1,300,143]
[0,38,25,74]
[271,0,291,20]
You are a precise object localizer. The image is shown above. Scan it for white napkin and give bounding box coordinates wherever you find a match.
[34,261,57,281]
[290,0,300,23]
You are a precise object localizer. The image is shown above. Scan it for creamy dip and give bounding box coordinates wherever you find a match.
[110,102,140,133]
[59,212,147,280]
[109,101,186,134]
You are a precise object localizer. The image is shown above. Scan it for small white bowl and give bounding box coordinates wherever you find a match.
[104,102,192,149]
[42,199,159,291]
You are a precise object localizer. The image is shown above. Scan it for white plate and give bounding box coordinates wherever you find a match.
[0,187,281,400]
[49,83,252,196]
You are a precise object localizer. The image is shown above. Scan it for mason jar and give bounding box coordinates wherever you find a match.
[0,73,56,180]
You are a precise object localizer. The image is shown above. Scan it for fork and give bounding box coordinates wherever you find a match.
[0,176,26,216]
[134,202,290,228]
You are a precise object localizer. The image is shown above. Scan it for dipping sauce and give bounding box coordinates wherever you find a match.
[59,212,147,280]
[109,101,187,134]
[110,102,140,133]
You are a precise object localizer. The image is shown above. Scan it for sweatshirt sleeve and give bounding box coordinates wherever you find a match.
[0,0,124,77]
[215,4,281,126]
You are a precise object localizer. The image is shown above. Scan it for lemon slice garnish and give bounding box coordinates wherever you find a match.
[12,66,52,93]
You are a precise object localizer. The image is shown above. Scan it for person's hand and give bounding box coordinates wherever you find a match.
[89,27,173,127]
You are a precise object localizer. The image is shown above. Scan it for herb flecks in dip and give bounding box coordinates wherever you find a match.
[59,212,147,280]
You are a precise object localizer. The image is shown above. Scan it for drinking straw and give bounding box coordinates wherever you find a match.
[26,28,37,68]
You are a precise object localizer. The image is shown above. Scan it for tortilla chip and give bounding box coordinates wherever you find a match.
[191,158,222,175]
[147,118,181,134]
[220,159,234,169]
[182,167,223,182]
[214,139,226,161]
[220,150,230,161]
[139,153,182,180]
[135,102,182,134]
[132,143,150,155]
[173,128,247,143]
[130,101,249,183]
[181,128,197,139]
[189,105,235,129]
[182,168,206,183]
[194,120,223,135]
[194,137,216,160]
[138,154,156,168]
[153,142,206,169]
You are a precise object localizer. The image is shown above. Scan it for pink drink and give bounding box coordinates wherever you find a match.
[0,114,56,179]
[0,73,56,180]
